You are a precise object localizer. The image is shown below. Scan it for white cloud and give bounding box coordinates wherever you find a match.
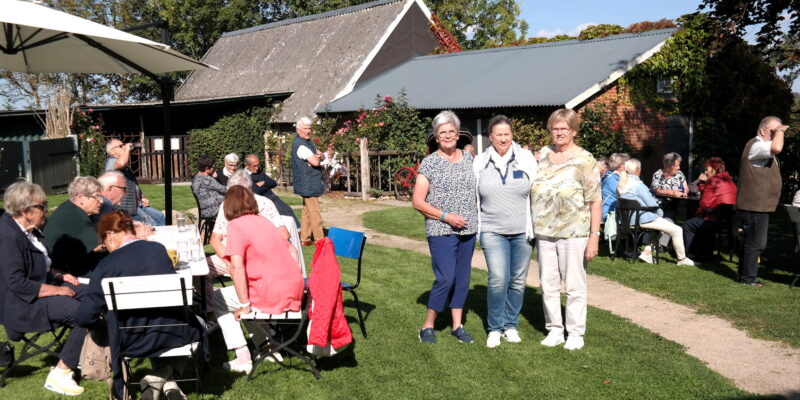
[535,22,597,38]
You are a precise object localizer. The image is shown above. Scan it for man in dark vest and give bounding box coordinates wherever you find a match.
[736,116,788,286]
[291,117,325,245]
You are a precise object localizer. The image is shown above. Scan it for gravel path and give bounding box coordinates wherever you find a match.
[315,196,800,398]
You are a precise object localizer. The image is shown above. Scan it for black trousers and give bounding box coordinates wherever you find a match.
[42,283,88,369]
[737,210,770,283]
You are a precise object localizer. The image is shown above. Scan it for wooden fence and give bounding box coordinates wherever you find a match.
[110,133,191,183]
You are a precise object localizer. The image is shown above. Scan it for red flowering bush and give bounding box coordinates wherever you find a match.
[74,108,107,177]
[577,104,632,158]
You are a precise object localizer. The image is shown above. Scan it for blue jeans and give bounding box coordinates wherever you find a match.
[481,232,532,332]
[136,206,165,226]
[426,234,476,312]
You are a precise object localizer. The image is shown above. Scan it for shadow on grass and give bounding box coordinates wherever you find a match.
[413,285,548,336]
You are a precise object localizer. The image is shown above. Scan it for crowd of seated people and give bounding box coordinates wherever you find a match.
[0,149,303,398]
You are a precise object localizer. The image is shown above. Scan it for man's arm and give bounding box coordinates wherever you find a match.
[770,125,788,155]
[297,145,321,167]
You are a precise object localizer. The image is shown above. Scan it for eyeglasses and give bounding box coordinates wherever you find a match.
[437,131,458,137]
[30,202,48,211]
[550,127,572,133]
[83,193,103,201]
[111,185,127,192]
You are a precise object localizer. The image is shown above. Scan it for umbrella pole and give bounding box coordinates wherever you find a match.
[161,77,173,225]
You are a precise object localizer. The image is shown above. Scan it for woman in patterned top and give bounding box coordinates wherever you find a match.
[650,152,688,221]
[530,108,601,351]
[413,110,478,345]
[191,155,227,219]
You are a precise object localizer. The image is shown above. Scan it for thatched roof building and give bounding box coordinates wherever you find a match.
[175,0,439,125]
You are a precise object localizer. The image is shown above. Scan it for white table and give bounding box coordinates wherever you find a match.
[150,225,209,276]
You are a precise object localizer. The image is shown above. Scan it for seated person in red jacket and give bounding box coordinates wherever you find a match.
[211,186,303,374]
[683,157,738,260]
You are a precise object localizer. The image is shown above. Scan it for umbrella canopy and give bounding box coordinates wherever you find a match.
[0,0,213,74]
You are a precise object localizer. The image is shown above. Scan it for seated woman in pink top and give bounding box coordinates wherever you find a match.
[211,185,304,374]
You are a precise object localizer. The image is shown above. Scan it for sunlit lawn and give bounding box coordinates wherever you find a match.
[363,206,800,348]
[0,245,763,399]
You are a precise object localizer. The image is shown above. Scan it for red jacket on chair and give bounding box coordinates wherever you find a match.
[307,238,353,349]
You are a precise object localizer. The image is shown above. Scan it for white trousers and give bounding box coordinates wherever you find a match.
[537,236,588,337]
[212,286,247,350]
[641,217,686,260]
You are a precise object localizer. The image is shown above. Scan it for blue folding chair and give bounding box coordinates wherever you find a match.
[327,227,368,338]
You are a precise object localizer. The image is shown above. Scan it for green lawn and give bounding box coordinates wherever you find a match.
[363,206,800,348]
[0,245,762,399]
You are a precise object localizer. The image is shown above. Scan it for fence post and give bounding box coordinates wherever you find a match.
[22,140,32,182]
[360,138,369,201]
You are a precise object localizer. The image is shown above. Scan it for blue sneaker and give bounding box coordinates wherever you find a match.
[450,326,474,343]
[419,328,436,344]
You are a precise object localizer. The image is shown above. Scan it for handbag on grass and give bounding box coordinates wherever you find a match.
[79,324,112,381]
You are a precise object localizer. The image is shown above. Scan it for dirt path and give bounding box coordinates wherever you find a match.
[316,196,800,398]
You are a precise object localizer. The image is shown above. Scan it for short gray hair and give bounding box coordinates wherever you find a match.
[758,116,782,133]
[3,180,46,216]
[105,139,121,155]
[67,176,102,201]
[662,152,682,169]
[97,171,125,190]
[609,153,630,171]
[245,154,259,165]
[296,116,312,127]
[224,153,239,164]
[226,169,253,190]
[432,110,460,133]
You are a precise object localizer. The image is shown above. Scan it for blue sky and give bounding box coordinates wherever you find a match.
[518,0,800,92]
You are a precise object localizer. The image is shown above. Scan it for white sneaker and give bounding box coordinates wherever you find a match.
[502,329,522,343]
[677,258,697,266]
[638,251,654,264]
[540,332,565,347]
[44,367,84,396]
[222,360,253,374]
[564,335,585,350]
[486,331,502,348]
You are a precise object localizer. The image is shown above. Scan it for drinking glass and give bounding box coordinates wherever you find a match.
[177,217,187,232]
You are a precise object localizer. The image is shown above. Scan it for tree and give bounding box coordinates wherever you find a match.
[624,13,794,171]
[426,0,527,50]
[700,0,800,88]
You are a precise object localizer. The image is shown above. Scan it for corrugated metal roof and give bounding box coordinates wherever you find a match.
[174,0,410,123]
[321,29,676,112]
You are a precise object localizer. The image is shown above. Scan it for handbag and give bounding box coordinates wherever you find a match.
[79,325,112,381]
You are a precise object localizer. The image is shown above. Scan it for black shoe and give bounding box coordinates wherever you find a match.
[450,326,474,343]
[419,327,436,344]
[740,280,766,287]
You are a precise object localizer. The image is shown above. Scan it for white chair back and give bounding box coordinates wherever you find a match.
[101,274,193,311]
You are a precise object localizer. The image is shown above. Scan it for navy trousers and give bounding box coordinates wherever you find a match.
[738,210,770,283]
[426,234,476,312]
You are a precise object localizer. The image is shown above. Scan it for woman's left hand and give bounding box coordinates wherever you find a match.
[585,235,599,261]
[234,305,252,321]
[61,274,79,286]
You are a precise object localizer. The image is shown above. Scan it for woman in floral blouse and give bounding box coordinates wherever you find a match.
[530,108,601,351]
[650,152,688,221]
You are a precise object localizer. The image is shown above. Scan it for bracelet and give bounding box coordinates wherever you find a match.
[239,301,250,308]
[440,212,447,222]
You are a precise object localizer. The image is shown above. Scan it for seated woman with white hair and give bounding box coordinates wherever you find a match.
[617,158,697,266]
[215,153,240,187]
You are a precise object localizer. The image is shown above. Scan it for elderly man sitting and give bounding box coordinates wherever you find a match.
[205,170,290,311]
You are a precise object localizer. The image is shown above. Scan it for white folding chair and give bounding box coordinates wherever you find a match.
[102,275,201,397]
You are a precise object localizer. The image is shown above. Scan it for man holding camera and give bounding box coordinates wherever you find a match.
[104,139,165,225]
[736,116,789,286]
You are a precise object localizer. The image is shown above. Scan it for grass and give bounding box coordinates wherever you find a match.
[362,206,426,240]
[0,245,763,399]
[363,206,800,348]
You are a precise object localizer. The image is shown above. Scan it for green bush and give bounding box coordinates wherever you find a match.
[75,109,107,177]
[187,106,274,173]
[510,117,550,149]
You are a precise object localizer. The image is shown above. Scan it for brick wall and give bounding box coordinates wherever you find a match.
[578,84,669,180]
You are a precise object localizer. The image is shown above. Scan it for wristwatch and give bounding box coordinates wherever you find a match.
[591,231,601,237]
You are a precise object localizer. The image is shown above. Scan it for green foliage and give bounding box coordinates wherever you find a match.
[510,117,550,149]
[317,93,430,191]
[73,108,107,177]
[186,106,273,174]
[427,0,527,50]
[577,104,632,157]
[782,94,800,179]
[626,13,794,170]
[578,24,624,40]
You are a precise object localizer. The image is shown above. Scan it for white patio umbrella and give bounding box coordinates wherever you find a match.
[0,0,216,223]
